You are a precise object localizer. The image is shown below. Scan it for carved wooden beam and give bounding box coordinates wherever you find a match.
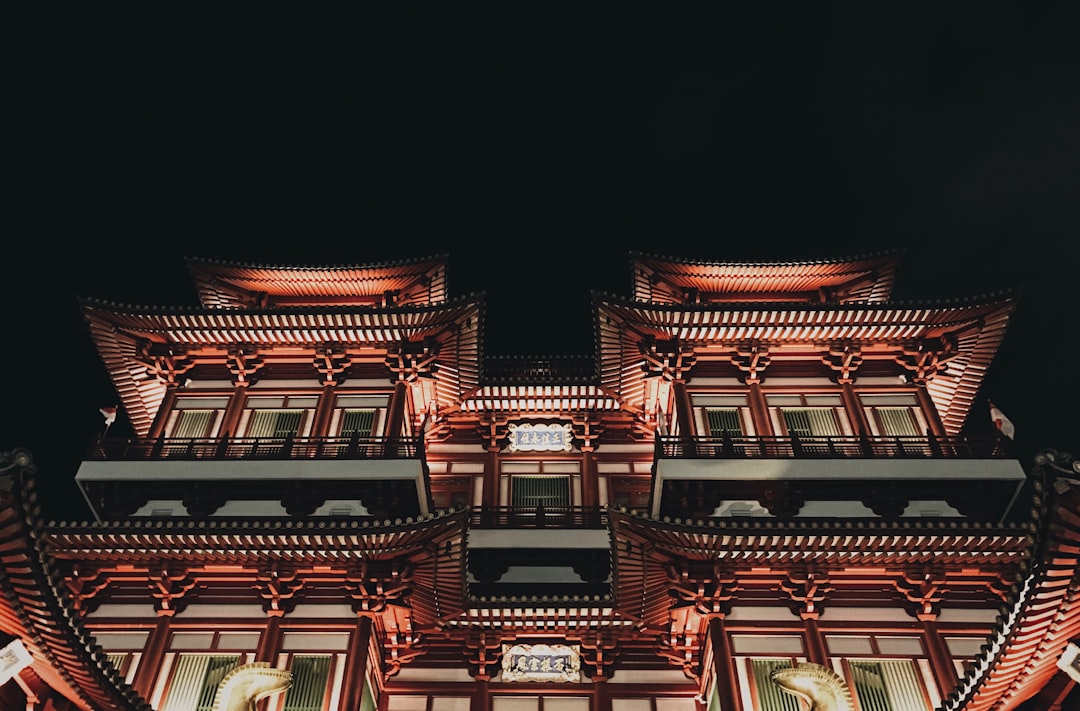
[255,564,305,618]
[664,559,740,616]
[895,336,959,384]
[64,564,111,615]
[227,345,265,387]
[148,564,197,616]
[345,559,415,614]
[386,339,439,383]
[463,631,505,681]
[730,342,771,384]
[640,337,696,381]
[781,569,833,620]
[893,568,948,621]
[313,345,353,386]
[137,341,196,386]
[821,343,864,384]
[658,605,703,683]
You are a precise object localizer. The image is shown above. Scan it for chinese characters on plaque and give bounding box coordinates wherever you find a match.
[501,643,581,682]
[506,423,574,453]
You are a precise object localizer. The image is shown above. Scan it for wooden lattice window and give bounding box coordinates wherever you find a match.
[512,476,570,508]
[172,410,215,438]
[781,408,840,437]
[247,410,303,438]
[706,408,743,436]
[848,659,929,711]
[282,655,332,711]
[159,654,240,711]
[749,658,800,711]
[875,407,920,437]
[340,409,376,437]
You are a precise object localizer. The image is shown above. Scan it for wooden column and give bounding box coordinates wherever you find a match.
[384,380,410,439]
[147,385,181,440]
[672,380,696,438]
[311,384,338,437]
[131,615,172,699]
[921,619,958,698]
[254,616,282,663]
[483,449,500,510]
[746,383,773,436]
[914,385,947,438]
[581,451,597,508]
[592,680,612,711]
[707,618,740,711]
[339,616,374,711]
[840,383,870,436]
[802,618,828,665]
[219,387,250,438]
[471,679,490,711]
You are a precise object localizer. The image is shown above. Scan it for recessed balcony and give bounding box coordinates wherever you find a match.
[652,435,1026,521]
[76,435,428,520]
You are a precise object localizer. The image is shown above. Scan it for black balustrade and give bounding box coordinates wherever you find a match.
[88,435,424,462]
[656,435,1011,460]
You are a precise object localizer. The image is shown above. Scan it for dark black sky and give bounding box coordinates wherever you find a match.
[6,5,1079,521]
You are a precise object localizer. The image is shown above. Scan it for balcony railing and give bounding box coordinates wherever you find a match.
[472,505,606,529]
[656,434,1011,460]
[86,434,424,462]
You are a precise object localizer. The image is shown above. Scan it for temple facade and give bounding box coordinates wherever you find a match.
[1,253,1077,711]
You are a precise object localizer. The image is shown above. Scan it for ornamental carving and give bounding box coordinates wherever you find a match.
[148,564,197,616]
[313,345,352,386]
[137,341,195,386]
[894,568,947,620]
[640,337,696,381]
[822,343,863,384]
[731,342,771,384]
[345,559,414,614]
[227,345,264,387]
[895,336,958,384]
[255,564,304,617]
[781,569,833,619]
[386,339,439,383]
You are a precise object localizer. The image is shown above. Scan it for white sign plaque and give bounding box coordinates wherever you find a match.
[506,423,574,452]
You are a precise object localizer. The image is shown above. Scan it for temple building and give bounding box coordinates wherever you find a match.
[1,252,1077,711]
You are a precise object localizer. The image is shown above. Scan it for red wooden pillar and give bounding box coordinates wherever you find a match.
[581,450,597,509]
[914,384,947,439]
[254,616,282,663]
[340,616,374,711]
[707,618,740,711]
[672,380,696,438]
[311,384,338,437]
[219,387,250,438]
[147,385,180,440]
[131,615,172,699]
[921,618,958,698]
[839,383,870,436]
[384,380,410,439]
[471,679,491,711]
[746,383,773,437]
[802,618,828,665]
[483,449,500,510]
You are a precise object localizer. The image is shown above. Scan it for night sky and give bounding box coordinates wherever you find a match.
[6,6,1079,522]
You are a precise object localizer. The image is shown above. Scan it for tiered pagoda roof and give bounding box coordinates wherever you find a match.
[630,251,901,304]
[187,256,450,308]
